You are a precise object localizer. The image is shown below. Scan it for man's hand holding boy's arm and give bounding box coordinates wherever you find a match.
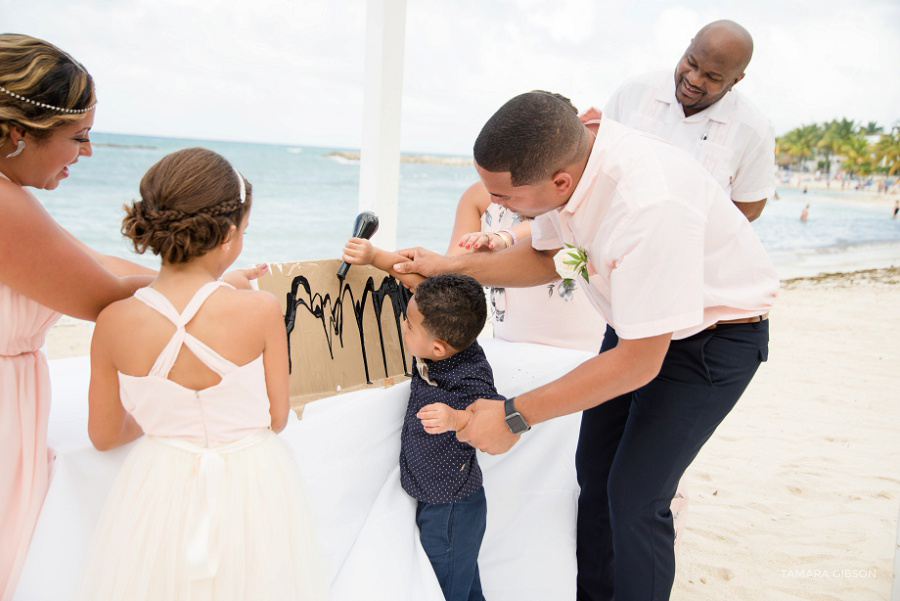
[343,237,425,290]
[417,402,471,434]
[394,242,557,288]
[456,398,518,454]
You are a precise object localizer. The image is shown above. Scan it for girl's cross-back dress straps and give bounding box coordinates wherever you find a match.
[118,281,271,446]
[133,281,238,378]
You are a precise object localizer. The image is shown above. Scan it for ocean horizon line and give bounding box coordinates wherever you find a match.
[90,130,474,161]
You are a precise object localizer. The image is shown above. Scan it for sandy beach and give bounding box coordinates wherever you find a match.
[670,267,900,600]
[779,174,899,209]
[44,267,900,599]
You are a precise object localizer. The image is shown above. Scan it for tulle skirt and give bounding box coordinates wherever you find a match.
[77,431,329,600]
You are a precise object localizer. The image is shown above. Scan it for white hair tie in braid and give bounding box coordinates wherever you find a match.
[233,167,246,204]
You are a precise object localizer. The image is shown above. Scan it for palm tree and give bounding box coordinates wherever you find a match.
[859,121,884,135]
[873,127,900,176]
[818,118,856,173]
[778,123,823,169]
[840,133,874,176]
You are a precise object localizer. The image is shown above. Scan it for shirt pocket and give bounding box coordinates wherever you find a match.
[697,140,735,192]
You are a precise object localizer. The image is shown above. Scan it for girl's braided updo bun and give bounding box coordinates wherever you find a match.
[122,147,252,264]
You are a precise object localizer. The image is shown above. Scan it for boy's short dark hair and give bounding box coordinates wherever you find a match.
[473,91,586,186]
[414,274,487,351]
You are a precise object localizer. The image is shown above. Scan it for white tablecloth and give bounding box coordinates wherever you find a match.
[15,338,591,600]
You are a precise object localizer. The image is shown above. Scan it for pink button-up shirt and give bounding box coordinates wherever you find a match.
[532,118,779,341]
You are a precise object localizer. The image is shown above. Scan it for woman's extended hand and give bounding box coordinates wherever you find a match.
[457,231,505,252]
[579,106,602,125]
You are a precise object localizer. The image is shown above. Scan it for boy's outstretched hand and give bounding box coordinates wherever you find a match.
[417,402,469,434]
[342,237,376,265]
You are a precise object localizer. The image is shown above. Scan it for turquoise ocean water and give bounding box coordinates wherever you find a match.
[33,132,900,274]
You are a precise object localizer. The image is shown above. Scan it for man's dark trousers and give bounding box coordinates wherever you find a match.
[576,320,769,601]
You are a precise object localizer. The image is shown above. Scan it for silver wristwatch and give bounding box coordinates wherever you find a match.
[504,397,531,434]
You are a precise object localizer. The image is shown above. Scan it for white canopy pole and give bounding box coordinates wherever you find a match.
[358,0,407,250]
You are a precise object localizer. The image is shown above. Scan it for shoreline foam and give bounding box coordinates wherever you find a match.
[771,240,899,280]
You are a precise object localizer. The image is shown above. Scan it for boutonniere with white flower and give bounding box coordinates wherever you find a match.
[553,243,590,284]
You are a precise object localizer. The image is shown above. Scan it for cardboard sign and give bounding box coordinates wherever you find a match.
[257,260,412,411]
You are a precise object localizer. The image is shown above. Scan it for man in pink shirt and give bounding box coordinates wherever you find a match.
[394,91,778,601]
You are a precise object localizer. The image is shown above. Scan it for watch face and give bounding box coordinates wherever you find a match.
[506,413,529,434]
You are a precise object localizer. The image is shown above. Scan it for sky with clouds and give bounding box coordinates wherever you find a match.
[3,0,898,154]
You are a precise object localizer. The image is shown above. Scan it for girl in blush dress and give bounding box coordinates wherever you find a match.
[77,148,328,600]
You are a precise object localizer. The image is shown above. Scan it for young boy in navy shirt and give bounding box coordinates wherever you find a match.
[401,274,504,601]
[341,238,503,601]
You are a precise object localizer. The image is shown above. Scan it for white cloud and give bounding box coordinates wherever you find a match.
[3,0,898,153]
[750,2,900,133]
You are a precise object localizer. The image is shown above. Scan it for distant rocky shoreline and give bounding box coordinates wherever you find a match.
[325,151,473,167]
[94,142,157,150]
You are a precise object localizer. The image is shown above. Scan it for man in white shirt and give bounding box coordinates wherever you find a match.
[602,20,775,222]
[395,92,777,601]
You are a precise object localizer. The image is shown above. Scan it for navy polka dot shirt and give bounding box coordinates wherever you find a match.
[400,341,505,504]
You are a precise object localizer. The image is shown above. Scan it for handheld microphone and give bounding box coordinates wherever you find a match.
[338,211,380,280]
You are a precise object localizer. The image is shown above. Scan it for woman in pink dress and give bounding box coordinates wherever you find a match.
[0,34,159,599]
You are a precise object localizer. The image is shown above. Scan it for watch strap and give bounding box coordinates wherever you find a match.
[504,397,517,418]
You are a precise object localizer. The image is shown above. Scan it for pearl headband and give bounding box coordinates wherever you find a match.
[0,84,97,114]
